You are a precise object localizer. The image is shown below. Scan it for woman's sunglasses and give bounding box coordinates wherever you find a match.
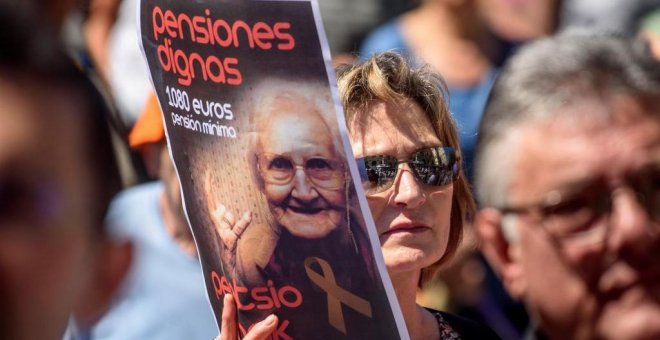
[356,146,458,195]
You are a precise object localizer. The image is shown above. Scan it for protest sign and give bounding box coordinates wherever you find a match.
[139,1,406,338]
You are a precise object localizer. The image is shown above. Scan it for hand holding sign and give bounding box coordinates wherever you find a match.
[219,294,278,340]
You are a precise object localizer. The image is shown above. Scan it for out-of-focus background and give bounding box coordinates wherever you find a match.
[13,0,660,339]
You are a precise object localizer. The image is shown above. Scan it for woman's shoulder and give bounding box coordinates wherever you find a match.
[426,308,501,340]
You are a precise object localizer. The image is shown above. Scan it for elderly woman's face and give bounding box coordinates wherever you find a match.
[257,107,346,239]
[349,99,453,274]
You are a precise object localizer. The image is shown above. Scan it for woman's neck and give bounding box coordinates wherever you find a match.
[390,270,439,340]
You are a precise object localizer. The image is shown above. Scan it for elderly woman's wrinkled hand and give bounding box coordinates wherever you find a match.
[204,170,252,272]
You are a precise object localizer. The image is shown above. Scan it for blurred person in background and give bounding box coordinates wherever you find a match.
[639,8,660,59]
[559,0,660,36]
[84,93,218,339]
[475,33,660,340]
[12,0,79,32]
[85,0,152,127]
[0,2,132,338]
[359,0,560,182]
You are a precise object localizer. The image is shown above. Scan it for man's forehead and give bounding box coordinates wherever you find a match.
[509,110,659,202]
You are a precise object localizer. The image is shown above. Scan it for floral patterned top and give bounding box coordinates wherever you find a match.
[429,309,461,340]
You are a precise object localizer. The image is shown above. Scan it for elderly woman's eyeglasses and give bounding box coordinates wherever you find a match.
[355,146,459,195]
[498,171,660,248]
[256,153,345,190]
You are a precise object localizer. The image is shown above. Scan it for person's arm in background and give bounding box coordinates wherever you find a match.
[84,0,121,81]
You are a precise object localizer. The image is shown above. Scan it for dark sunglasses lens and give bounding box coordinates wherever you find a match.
[357,155,398,194]
[410,147,457,186]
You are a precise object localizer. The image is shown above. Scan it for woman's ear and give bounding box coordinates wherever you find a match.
[475,208,527,299]
[74,238,133,328]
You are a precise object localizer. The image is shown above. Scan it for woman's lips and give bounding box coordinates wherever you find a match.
[382,222,430,236]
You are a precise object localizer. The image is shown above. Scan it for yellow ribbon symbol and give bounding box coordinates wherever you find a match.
[304,256,373,334]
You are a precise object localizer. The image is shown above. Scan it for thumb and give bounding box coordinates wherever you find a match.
[243,314,278,340]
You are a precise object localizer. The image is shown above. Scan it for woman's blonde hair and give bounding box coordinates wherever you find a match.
[337,51,476,286]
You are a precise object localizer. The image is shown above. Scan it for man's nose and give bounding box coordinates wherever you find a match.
[291,167,319,201]
[606,187,659,261]
[390,165,426,209]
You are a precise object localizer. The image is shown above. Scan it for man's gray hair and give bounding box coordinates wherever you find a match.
[474,32,660,207]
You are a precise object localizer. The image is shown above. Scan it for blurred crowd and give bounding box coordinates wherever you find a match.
[0,0,659,339]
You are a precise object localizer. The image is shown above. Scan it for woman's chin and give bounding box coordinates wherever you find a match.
[383,247,437,275]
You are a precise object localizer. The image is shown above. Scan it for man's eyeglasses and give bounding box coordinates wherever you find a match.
[355,146,459,195]
[498,170,659,248]
[255,153,345,190]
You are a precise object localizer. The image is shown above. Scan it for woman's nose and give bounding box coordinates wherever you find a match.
[391,165,426,209]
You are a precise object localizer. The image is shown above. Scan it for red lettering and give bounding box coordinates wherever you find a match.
[188,52,207,81]
[151,7,296,53]
[272,320,292,340]
[208,274,303,311]
[177,12,194,42]
[205,9,214,45]
[231,20,254,48]
[163,10,178,38]
[213,19,232,47]
[232,278,255,311]
[278,285,303,308]
[253,22,274,49]
[220,275,232,294]
[192,16,209,44]
[206,56,226,83]
[152,6,164,41]
[211,271,223,301]
[224,58,241,85]
[240,319,292,340]
[158,46,243,87]
[274,22,294,50]
[174,49,191,85]
[251,286,273,310]
[157,41,171,71]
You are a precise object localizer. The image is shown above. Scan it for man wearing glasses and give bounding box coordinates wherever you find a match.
[474,33,660,340]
